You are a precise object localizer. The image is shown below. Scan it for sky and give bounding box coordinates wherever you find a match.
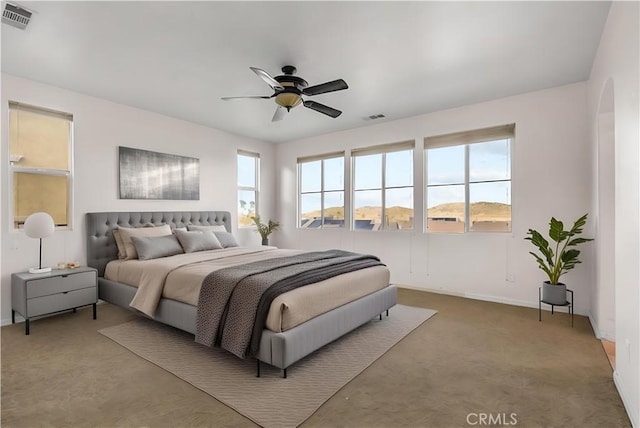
[237,154,256,188]
[427,138,511,209]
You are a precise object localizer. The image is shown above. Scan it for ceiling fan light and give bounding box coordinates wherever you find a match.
[275,92,302,109]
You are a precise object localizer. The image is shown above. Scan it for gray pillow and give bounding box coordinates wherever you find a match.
[175,230,223,253]
[214,231,239,248]
[130,235,184,261]
[187,224,227,232]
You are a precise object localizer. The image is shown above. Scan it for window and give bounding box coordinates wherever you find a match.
[425,124,513,233]
[298,152,345,228]
[237,150,259,227]
[9,102,73,229]
[352,142,414,231]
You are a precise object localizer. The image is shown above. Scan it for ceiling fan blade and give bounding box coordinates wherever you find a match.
[303,79,348,96]
[272,106,287,122]
[221,96,272,101]
[250,67,284,91]
[303,100,342,118]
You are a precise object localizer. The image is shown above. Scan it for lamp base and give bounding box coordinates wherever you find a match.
[28,267,52,274]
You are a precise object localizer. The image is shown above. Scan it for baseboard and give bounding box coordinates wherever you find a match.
[588,314,602,338]
[614,370,638,428]
[396,284,590,316]
[587,314,616,341]
[1,317,15,327]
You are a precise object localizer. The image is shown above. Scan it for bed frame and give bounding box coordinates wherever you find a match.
[86,211,397,377]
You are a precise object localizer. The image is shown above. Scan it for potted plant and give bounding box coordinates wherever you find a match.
[525,213,593,305]
[251,216,280,246]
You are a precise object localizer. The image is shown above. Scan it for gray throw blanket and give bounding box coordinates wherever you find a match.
[195,250,384,359]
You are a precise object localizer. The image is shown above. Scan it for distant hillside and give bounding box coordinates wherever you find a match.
[427,202,511,221]
[303,206,345,220]
[381,206,414,221]
[303,206,412,221]
[302,202,510,222]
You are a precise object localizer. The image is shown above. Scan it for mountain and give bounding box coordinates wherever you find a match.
[302,202,510,222]
[427,202,511,221]
[303,206,345,220]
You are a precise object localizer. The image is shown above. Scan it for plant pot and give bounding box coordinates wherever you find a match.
[542,281,567,305]
[261,238,269,246]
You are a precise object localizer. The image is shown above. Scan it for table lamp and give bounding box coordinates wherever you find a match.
[24,212,55,274]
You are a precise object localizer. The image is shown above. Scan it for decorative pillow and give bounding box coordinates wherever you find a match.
[131,235,184,261]
[187,224,227,233]
[174,230,223,253]
[112,228,127,259]
[214,231,239,248]
[118,224,173,260]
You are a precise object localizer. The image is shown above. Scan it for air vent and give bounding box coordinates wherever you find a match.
[2,2,32,30]
[363,114,386,121]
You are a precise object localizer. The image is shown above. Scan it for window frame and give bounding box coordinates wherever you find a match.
[297,151,346,229]
[8,101,74,231]
[237,150,260,228]
[351,141,415,231]
[424,124,514,234]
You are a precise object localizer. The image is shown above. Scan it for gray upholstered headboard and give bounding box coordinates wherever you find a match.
[86,211,232,277]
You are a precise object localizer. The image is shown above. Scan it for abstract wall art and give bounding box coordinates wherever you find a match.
[118,146,200,200]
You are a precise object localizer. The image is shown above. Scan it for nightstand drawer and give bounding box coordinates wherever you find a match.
[27,287,97,317]
[26,271,96,298]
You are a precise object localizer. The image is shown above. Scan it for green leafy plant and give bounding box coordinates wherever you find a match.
[251,216,280,240]
[525,213,593,285]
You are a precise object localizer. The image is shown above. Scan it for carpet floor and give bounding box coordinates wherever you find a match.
[98,305,436,428]
[1,288,631,427]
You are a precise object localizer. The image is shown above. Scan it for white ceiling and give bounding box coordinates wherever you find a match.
[1,1,611,144]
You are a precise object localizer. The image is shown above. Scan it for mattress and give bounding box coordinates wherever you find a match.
[104,247,390,332]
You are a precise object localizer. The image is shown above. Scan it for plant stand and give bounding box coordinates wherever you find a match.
[539,287,574,327]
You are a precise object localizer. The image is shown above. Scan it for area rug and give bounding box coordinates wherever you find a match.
[99,304,437,428]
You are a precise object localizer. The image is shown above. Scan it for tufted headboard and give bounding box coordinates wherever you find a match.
[86,211,232,277]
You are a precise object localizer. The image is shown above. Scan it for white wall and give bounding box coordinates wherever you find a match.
[587,2,640,426]
[592,100,615,342]
[276,82,593,315]
[0,74,276,324]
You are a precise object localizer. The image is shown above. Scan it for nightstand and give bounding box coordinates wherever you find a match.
[11,267,98,335]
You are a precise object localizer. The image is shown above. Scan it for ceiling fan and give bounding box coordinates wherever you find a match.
[222,65,348,122]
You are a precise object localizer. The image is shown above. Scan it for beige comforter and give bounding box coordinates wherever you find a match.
[104,247,390,332]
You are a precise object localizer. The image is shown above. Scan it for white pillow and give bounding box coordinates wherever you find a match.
[118,224,173,260]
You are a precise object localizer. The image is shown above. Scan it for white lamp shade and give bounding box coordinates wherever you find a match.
[24,212,55,239]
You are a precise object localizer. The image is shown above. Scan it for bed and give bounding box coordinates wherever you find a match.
[86,211,397,377]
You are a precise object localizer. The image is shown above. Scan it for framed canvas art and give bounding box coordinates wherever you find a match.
[118,146,199,200]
